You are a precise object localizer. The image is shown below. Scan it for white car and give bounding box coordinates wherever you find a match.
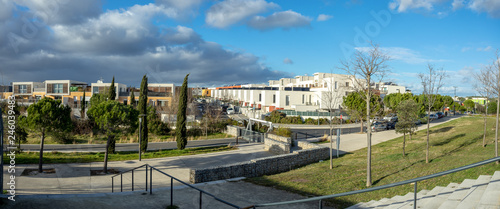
[227,107,235,114]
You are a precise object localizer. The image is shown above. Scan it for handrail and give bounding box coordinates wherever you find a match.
[248,156,500,208]
[150,166,241,208]
[110,163,241,209]
[111,164,147,178]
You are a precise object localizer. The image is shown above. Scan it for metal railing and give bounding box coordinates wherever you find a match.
[244,156,500,209]
[111,164,241,209]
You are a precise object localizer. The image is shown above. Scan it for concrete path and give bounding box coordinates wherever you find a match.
[2,143,272,195]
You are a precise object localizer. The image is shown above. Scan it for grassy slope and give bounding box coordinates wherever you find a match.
[247,116,500,208]
[5,146,236,164]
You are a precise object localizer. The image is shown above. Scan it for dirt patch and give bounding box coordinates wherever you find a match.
[90,169,120,176]
[21,168,56,176]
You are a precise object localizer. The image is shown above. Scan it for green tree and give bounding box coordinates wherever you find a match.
[464,99,475,113]
[81,89,86,118]
[129,88,136,107]
[138,75,148,153]
[176,74,189,150]
[23,98,73,173]
[395,100,419,157]
[87,100,138,173]
[343,92,382,133]
[488,101,497,114]
[109,76,116,101]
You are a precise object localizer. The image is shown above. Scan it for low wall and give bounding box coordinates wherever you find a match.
[266,133,291,144]
[190,141,329,183]
[224,125,240,137]
[264,138,290,155]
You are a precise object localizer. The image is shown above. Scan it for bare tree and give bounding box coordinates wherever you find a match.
[474,65,493,147]
[418,64,445,164]
[488,50,500,164]
[321,72,348,169]
[339,43,390,187]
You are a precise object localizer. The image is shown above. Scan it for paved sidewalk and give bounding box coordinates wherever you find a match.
[307,115,462,154]
[2,143,272,195]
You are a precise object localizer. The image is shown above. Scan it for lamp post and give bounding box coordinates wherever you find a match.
[138,114,146,161]
[316,109,319,126]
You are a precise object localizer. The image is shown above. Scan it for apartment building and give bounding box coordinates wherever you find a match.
[2,79,177,108]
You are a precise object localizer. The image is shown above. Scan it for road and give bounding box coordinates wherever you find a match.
[10,138,240,153]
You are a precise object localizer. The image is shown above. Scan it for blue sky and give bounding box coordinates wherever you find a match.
[1,0,499,96]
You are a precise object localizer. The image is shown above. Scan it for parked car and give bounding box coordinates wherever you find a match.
[370,117,381,124]
[371,122,387,132]
[386,121,396,129]
[227,107,235,114]
[383,114,398,122]
[436,112,444,119]
[428,114,438,121]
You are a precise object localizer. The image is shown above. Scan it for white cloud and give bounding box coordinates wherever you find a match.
[248,10,311,30]
[13,0,103,25]
[355,47,449,64]
[283,58,293,64]
[469,0,500,17]
[0,2,289,86]
[205,0,278,28]
[477,46,493,51]
[461,47,471,52]
[452,0,465,10]
[388,0,438,12]
[317,14,333,21]
[155,0,204,10]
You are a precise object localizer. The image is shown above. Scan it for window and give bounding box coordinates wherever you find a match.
[273,94,276,103]
[259,94,262,102]
[19,85,27,93]
[335,81,338,89]
[54,84,63,93]
[309,95,311,103]
[397,89,400,93]
[93,87,99,94]
[302,95,304,104]
[346,82,349,87]
[286,95,290,106]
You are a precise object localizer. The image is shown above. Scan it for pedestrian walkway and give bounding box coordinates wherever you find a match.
[2,143,272,195]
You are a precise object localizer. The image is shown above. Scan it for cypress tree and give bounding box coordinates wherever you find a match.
[130,88,136,107]
[138,75,148,153]
[81,89,86,119]
[109,76,116,100]
[176,74,189,150]
[108,76,116,153]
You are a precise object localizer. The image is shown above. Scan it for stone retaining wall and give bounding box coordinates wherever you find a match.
[190,141,329,183]
[264,138,290,155]
[266,133,292,144]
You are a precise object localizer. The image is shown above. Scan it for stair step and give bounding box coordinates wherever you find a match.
[421,182,459,209]
[438,179,476,209]
[397,189,430,209]
[369,198,393,208]
[384,192,415,209]
[456,175,492,209]
[478,171,500,208]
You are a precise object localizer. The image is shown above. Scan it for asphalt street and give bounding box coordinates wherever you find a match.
[8,138,240,153]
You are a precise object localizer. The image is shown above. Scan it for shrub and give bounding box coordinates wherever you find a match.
[272,126,292,137]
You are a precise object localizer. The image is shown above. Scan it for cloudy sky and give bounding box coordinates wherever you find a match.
[1,0,499,96]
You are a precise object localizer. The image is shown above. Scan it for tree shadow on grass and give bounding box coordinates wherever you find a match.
[430,133,466,146]
[372,158,426,186]
[429,126,454,134]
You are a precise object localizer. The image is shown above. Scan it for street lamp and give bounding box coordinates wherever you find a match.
[138,114,146,161]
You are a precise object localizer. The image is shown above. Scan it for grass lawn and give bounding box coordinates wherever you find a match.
[247,116,500,208]
[4,146,236,164]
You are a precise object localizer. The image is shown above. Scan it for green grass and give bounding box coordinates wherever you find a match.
[247,116,500,208]
[4,146,237,164]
